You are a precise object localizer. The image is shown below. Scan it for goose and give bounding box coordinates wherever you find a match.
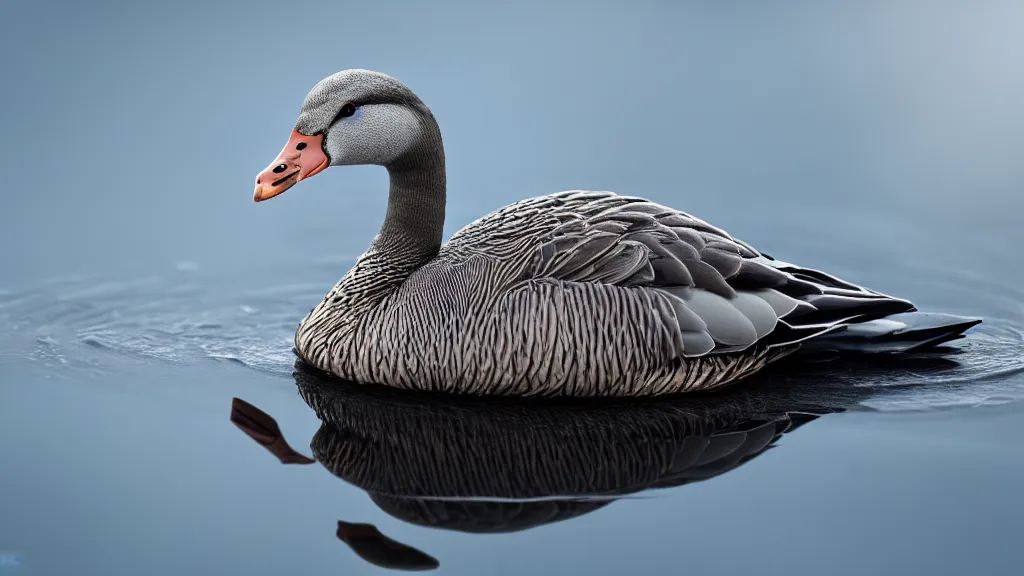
[253,69,981,398]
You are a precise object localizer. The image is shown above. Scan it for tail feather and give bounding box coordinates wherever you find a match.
[795,312,982,355]
[748,256,981,355]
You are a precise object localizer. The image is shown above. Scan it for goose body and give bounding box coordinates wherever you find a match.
[254,69,981,398]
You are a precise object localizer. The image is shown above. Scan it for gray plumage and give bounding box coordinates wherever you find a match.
[259,69,982,398]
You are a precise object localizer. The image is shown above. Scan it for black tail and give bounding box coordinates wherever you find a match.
[745,255,981,353]
[796,312,982,355]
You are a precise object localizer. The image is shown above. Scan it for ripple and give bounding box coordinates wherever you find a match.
[2,268,1023,410]
[0,273,312,376]
[764,319,1024,411]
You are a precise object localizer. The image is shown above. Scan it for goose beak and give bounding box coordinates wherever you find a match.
[253,129,329,202]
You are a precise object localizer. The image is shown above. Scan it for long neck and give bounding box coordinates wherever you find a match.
[369,116,446,270]
[295,114,447,374]
[296,127,446,370]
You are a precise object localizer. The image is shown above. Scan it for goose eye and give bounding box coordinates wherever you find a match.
[337,103,358,119]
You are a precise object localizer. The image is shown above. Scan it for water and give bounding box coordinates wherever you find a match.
[3,1,1024,574]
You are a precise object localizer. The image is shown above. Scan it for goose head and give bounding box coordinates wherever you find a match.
[253,69,434,202]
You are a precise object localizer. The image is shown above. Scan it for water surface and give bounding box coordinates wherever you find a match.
[3,1,1024,574]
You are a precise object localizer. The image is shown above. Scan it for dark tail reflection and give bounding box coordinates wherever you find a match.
[231,352,964,571]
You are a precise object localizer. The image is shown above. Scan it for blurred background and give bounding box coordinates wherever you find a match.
[2,0,1021,285]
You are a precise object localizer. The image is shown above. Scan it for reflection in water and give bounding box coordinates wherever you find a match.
[231,353,976,571]
[335,521,439,572]
[231,398,315,465]
[231,396,439,571]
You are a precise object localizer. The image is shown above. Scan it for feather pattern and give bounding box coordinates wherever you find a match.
[290,369,839,533]
[294,190,964,397]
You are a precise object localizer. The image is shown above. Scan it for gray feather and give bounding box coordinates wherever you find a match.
[686,260,737,299]
[679,289,758,348]
[731,291,779,338]
[752,288,802,318]
[700,247,743,279]
[680,330,716,356]
[650,255,695,286]
[662,291,709,333]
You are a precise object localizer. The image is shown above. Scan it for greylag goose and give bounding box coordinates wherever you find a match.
[253,69,981,398]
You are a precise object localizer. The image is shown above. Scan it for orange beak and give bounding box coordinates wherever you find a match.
[253,129,329,202]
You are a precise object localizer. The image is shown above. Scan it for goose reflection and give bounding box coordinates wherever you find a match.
[231,353,965,571]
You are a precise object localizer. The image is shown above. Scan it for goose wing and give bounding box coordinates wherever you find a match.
[530,191,916,357]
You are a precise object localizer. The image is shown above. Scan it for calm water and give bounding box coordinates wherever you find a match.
[3,1,1024,574]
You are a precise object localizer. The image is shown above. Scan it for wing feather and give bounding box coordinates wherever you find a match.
[528,193,916,359]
